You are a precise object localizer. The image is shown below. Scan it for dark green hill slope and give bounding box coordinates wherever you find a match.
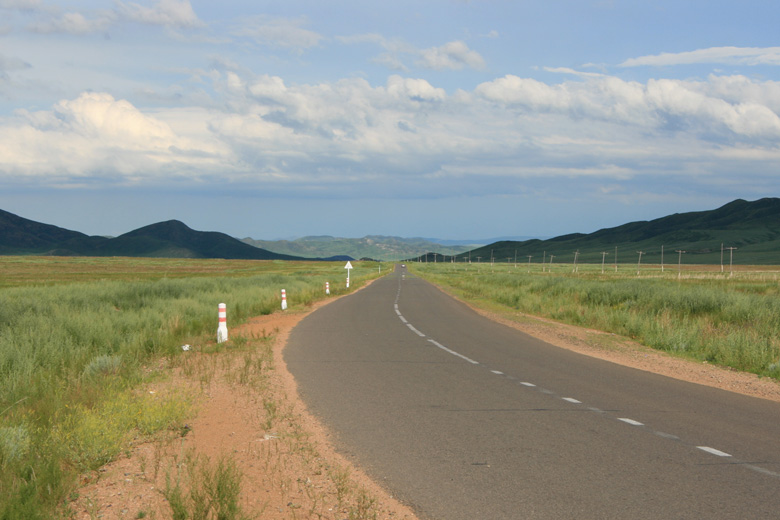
[97,220,301,260]
[0,211,301,260]
[420,198,780,265]
[0,209,108,255]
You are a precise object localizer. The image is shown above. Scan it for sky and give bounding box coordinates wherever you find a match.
[0,1,779,241]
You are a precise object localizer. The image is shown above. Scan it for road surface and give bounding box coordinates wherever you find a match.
[285,266,780,519]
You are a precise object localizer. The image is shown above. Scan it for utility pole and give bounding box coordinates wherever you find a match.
[726,247,738,277]
[636,251,644,276]
[661,245,665,273]
[676,250,686,279]
[600,251,607,274]
[572,250,579,273]
[720,243,724,273]
[614,246,618,273]
[527,255,533,273]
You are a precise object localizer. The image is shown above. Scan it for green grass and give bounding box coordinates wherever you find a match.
[0,257,385,519]
[410,262,780,379]
[164,452,251,520]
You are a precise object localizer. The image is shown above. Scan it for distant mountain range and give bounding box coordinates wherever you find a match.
[241,235,475,261]
[2,198,779,263]
[415,198,780,265]
[0,210,301,260]
[422,236,546,246]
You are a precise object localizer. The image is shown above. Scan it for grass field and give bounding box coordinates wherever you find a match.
[0,257,383,519]
[409,261,780,381]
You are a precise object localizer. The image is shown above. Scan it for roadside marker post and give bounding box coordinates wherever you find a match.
[281,289,287,310]
[345,261,353,288]
[217,303,228,343]
[326,282,330,295]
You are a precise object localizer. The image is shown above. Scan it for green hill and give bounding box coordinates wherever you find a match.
[415,198,780,265]
[0,211,301,260]
[5,197,779,264]
[93,220,301,260]
[0,208,101,254]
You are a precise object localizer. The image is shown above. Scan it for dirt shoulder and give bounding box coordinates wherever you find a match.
[71,288,419,520]
[469,304,780,403]
[71,280,780,519]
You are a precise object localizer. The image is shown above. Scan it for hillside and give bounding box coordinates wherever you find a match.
[416,198,780,265]
[0,208,102,255]
[0,211,301,260]
[242,235,473,261]
[4,197,779,263]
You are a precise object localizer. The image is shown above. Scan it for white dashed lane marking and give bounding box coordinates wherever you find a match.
[427,339,480,365]
[698,446,732,457]
[406,323,425,337]
[393,272,777,480]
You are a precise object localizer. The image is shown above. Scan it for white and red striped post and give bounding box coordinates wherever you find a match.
[326,281,330,295]
[281,289,287,310]
[217,303,228,343]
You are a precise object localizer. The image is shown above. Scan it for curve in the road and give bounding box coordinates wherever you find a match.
[286,265,780,519]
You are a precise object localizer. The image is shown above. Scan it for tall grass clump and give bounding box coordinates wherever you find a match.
[164,452,251,520]
[412,263,780,378]
[0,260,382,518]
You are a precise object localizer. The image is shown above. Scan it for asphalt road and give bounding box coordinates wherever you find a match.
[285,265,780,519]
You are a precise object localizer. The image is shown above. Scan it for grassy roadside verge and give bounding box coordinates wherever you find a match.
[408,262,780,380]
[71,307,410,520]
[0,258,386,519]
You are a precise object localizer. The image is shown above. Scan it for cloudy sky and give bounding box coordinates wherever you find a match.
[1,1,778,240]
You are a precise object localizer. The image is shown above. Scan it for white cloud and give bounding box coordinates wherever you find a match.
[2,70,779,198]
[416,40,486,71]
[28,10,115,34]
[620,46,780,67]
[475,75,578,111]
[116,0,202,28]
[476,74,780,140]
[544,67,605,79]
[702,74,780,113]
[21,0,201,34]
[372,53,409,72]
[385,75,446,102]
[233,15,322,51]
[51,92,175,141]
[646,78,780,137]
[338,34,485,72]
[0,92,222,180]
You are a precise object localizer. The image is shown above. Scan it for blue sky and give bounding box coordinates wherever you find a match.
[0,1,778,240]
